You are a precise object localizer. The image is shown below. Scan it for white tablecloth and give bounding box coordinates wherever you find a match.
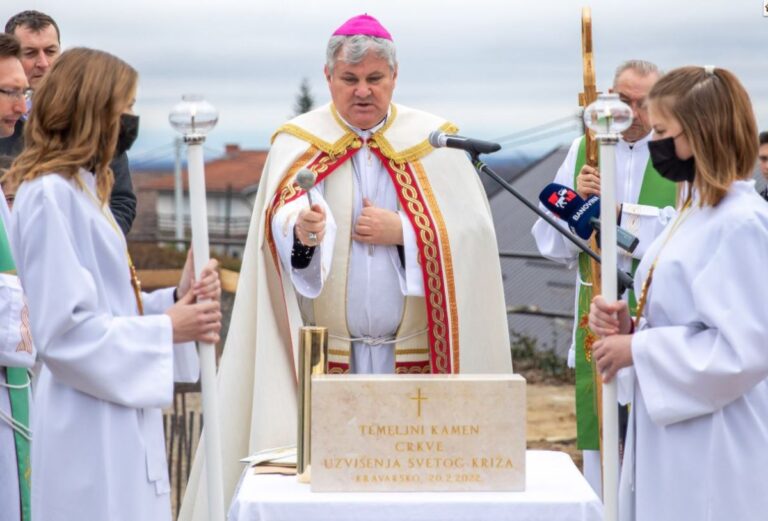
[228,450,602,521]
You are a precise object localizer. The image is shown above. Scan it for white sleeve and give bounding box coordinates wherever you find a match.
[631,218,768,426]
[270,183,337,299]
[141,287,200,383]
[531,138,583,268]
[0,274,35,368]
[13,186,174,409]
[620,203,677,260]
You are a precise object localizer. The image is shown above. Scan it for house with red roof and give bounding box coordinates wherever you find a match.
[131,144,266,257]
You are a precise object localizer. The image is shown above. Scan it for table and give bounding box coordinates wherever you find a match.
[228,450,602,521]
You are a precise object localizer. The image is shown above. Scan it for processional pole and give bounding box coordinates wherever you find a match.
[583,93,634,521]
[578,7,606,447]
[169,94,225,521]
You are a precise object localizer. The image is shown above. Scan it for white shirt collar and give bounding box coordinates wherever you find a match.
[336,106,391,139]
[620,132,651,150]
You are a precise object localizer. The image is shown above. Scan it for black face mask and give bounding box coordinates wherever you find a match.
[648,136,696,183]
[115,114,140,156]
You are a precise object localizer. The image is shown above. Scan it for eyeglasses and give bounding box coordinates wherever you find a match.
[0,87,33,103]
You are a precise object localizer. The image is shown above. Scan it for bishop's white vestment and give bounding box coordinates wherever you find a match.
[180,103,512,520]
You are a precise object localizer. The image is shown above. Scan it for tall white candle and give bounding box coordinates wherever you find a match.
[599,140,619,521]
[187,141,225,521]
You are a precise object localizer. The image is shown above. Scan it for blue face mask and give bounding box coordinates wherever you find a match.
[648,136,695,183]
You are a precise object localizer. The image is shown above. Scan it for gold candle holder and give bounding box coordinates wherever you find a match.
[297,326,328,483]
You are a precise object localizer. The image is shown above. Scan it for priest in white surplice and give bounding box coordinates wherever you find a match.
[531,60,678,496]
[0,183,34,521]
[590,66,768,521]
[5,48,223,521]
[180,14,512,520]
[0,37,33,521]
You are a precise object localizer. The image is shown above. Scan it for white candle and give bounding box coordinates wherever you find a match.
[599,141,619,521]
[187,141,225,521]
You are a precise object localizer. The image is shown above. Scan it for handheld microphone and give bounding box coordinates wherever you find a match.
[428,130,501,156]
[539,183,639,254]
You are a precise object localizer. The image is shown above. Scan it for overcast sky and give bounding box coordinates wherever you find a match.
[5,0,768,164]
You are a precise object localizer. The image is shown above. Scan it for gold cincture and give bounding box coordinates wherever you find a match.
[297,326,328,483]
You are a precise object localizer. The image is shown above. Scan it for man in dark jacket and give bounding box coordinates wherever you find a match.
[0,10,137,234]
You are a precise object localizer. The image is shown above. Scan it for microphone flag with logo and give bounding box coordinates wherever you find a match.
[539,183,599,240]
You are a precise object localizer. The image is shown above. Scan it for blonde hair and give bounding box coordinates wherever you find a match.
[649,66,757,207]
[3,48,137,203]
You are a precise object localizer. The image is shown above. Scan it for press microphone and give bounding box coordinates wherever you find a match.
[539,183,639,254]
[428,130,501,156]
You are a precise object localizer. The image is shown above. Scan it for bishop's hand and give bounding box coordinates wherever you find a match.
[352,198,403,246]
[296,203,327,247]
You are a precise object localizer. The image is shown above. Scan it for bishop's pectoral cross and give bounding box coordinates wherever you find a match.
[409,387,428,418]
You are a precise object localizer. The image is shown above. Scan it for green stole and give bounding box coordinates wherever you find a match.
[573,136,676,449]
[0,217,31,521]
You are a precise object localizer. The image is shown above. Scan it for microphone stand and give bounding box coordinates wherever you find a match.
[469,154,634,294]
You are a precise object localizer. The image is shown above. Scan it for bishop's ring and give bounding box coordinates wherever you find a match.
[308,232,318,244]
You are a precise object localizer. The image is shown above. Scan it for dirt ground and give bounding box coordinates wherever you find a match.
[526,383,581,468]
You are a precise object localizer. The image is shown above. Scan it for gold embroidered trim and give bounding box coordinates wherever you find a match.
[328,349,351,357]
[271,123,360,158]
[264,146,319,233]
[330,103,399,136]
[376,103,398,135]
[396,364,431,374]
[280,104,456,164]
[386,158,451,373]
[15,304,33,354]
[395,348,430,356]
[371,121,458,164]
[412,160,460,373]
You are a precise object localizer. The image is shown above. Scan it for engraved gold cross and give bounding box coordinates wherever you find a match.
[409,387,428,417]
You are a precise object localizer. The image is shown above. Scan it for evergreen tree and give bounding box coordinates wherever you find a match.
[292,78,315,116]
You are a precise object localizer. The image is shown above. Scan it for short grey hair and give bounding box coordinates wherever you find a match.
[613,60,661,87]
[326,35,397,74]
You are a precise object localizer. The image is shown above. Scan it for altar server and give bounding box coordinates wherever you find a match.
[589,65,768,521]
[3,48,222,521]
